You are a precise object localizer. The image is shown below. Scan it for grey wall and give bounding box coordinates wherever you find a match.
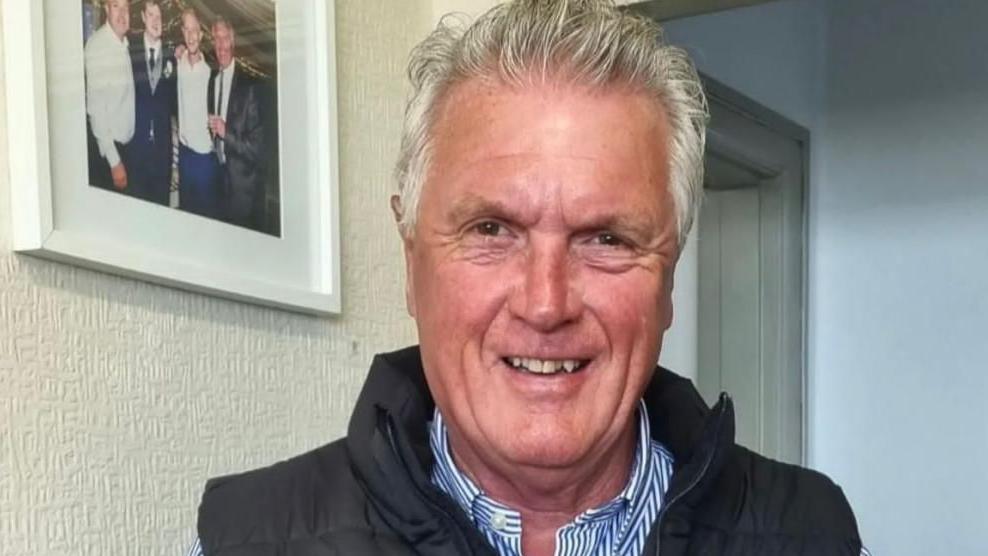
[661,0,826,402]
[814,1,988,553]
[0,2,425,554]
[665,0,988,553]
[663,0,826,127]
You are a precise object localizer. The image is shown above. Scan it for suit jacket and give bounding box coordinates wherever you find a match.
[129,33,176,204]
[208,61,265,229]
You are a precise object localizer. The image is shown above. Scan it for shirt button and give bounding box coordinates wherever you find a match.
[490,512,508,531]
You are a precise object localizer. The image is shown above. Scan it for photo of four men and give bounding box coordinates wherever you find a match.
[82,0,280,236]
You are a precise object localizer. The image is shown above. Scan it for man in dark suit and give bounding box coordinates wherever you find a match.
[128,0,176,206]
[207,16,265,230]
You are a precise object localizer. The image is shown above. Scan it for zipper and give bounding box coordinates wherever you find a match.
[382,412,480,556]
[652,394,730,556]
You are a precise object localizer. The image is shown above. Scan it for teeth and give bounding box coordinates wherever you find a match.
[507,358,584,374]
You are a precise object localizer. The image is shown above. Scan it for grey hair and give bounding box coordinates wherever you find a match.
[211,14,235,37]
[393,0,707,249]
[180,7,200,23]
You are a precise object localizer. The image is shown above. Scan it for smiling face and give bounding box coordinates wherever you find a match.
[212,21,235,70]
[181,11,202,55]
[403,78,678,480]
[104,0,130,40]
[142,2,162,43]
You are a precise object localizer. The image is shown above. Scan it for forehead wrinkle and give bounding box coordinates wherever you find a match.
[431,153,587,220]
[433,149,597,189]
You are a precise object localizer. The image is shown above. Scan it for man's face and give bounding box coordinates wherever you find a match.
[182,13,202,55]
[104,0,129,40]
[404,79,678,475]
[213,23,235,69]
[142,3,162,42]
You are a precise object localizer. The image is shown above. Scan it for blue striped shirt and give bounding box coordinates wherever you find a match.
[187,401,871,556]
[430,402,674,556]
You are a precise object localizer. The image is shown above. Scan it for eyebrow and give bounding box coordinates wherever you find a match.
[576,211,665,244]
[444,192,668,243]
[445,193,524,225]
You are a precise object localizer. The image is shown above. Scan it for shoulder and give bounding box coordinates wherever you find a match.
[84,25,111,55]
[701,446,861,541]
[128,32,144,54]
[198,439,372,544]
[234,63,262,89]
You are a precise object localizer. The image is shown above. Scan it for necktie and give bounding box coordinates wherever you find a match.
[149,47,160,94]
[215,73,225,163]
[217,72,224,116]
[149,47,158,140]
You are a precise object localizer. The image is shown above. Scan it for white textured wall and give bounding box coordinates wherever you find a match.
[0,2,427,554]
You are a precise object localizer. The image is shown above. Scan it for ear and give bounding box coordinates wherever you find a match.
[403,241,417,319]
[391,195,417,318]
[660,263,675,332]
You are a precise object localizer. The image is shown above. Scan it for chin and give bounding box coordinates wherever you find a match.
[493,422,592,469]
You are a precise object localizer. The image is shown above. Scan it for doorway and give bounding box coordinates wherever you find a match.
[697,78,808,465]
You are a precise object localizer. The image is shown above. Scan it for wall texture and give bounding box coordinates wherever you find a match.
[0,2,426,554]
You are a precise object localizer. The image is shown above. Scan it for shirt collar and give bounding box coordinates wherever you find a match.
[104,24,128,48]
[220,61,236,80]
[145,36,162,53]
[429,399,657,531]
[181,51,206,69]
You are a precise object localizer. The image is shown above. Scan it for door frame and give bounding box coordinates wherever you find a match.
[701,75,812,464]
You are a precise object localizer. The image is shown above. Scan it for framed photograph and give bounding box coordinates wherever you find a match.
[4,0,341,315]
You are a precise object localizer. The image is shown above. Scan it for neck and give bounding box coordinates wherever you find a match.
[145,33,159,46]
[447,422,638,556]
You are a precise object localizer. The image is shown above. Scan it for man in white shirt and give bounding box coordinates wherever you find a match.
[84,0,134,191]
[175,8,219,218]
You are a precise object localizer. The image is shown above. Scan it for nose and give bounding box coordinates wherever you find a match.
[508,237,582,331]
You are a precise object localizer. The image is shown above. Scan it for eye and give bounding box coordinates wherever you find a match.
[594,232,627,247]
[474,221,504,236]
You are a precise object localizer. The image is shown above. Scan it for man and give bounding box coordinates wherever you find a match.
[128,0,177,205]
[207,16,265,230]
[84,0,134,192]
[175,8,220,218]
[190,1,867,555]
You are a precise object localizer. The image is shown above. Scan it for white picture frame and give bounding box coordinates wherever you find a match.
[3,0,341,315]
